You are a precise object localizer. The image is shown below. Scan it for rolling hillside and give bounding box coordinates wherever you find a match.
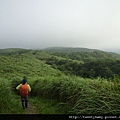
[1,48,120,114]
[1,47,120,79]
[43,47,120,60]
[0,50,63,79]
[42,47,99,53]
[42,47,120,58]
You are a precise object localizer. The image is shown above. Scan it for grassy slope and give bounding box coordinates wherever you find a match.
[29,76,120,114]
[0,78,23,114]
[0,48,120,114]
[43,47,99,53]
[0,54,62,80]
[43,47,120,58]
[0,50,64,114]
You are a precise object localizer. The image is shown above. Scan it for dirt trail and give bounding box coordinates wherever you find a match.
[18,98,39,114]
[24,103,39,114]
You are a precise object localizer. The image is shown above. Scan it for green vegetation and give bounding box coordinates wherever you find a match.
[41,48,120,79]
[1,47,120,114]
[0,54,62,79]
[30,97,66,114]
[0,78,23,114]
[43,47,102,53]
[29,76,120,114]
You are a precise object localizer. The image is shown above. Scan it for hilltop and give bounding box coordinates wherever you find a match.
[42,47,120,60]
[42,47,99,53]
[0,49,62,79]
[42,47,120,56]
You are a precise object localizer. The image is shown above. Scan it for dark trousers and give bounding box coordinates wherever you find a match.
[21,95,28,109]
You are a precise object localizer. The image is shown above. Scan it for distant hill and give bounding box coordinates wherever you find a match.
[0,48,31,55]
[42,47,99,53]
[1,47,120,60]
[108,52,120,58]
[42,47,120,59]
[0,47,120,79]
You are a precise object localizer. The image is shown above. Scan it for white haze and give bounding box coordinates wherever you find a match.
[0,0,120,53]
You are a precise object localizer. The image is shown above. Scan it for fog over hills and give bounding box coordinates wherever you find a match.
[0,0,120,52]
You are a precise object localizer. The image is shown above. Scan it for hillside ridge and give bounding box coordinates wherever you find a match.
[1,47,120,58]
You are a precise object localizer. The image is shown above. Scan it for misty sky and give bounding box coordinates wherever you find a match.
[0,0,120,51]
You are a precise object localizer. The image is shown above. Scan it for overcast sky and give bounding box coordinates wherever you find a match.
[0,0,120,52]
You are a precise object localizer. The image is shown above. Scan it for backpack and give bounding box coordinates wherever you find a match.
[20,84,28,97]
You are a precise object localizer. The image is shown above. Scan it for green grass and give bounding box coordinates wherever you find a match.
[1,49,120,114]
[30,97,67,114]
[0,78,23,114]
[28,76,120,114]
[7,75,120,114]
[0,55,63,79]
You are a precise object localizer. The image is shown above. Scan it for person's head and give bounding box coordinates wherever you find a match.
[22,77,27,84]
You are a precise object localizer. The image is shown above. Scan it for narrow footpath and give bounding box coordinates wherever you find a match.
[24,103,39,114]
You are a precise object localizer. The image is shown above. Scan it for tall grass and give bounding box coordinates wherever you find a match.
[2,74,120,114]
[26,75,120,114]
[1,53,120,114]
[30,97,66,114]
[0,55,63,79]
[0,78,23,114]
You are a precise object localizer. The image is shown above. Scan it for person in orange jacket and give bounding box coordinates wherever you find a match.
[16,77,31,109]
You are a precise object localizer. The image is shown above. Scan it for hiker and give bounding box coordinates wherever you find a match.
[16,77,31,109]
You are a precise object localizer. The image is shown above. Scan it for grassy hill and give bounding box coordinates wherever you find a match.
[1,48,120,114]
[42,47,99,53]
[42,47,120,58]
[43,47,120,60]
[0,48,31,55]
[1,48,120,79]
[41,47,120,79]
[0,52,62,79]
